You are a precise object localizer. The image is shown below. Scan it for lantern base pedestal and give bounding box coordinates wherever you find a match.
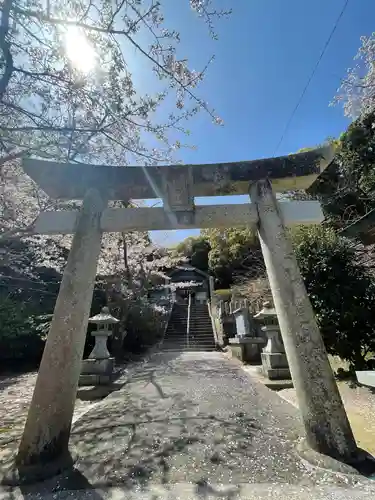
[79,357,114,386]
[258,352,291,380]
[229,337,266,363]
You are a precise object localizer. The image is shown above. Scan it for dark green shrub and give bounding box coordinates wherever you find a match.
[291,225,375,369]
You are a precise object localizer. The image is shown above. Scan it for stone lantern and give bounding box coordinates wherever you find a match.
[79,307,119,386]
[88,307,119,359]
[254,301,291,380]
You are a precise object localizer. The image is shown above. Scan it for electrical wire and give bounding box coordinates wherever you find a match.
[273,0,350,156]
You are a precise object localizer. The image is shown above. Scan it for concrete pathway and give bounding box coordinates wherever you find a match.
[2,352,375,499]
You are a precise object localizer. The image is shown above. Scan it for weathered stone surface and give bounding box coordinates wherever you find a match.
[261,367,291,380]
[81,358,114,376]
[23,146,334,200]
[233,307,251,337]
[32,201,323,235]
[88,332,111,359]
[250,179,358,463]
[78,374,113,386]
[262,326,286,354]
[161,165,194,212]
[229,337,266,363]
[261,352,289,370]
[15,188,107,468]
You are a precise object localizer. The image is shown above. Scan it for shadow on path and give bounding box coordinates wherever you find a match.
[9,352,374,496]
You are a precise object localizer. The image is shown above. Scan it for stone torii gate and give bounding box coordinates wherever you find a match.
[14,147,359,475]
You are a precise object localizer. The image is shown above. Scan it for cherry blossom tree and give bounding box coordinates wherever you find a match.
[0,0,230,285]
[1,0,232,356]
[0,0,230,168]
[332,33,375,118]
[0,0,230,245]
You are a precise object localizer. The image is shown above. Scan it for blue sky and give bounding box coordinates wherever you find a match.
[145,0,374,247]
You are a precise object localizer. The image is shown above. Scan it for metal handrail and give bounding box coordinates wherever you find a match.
[186,293,192,348]
[207,299,219,346]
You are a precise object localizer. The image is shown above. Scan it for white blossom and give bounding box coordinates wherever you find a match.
[332,33,375,118]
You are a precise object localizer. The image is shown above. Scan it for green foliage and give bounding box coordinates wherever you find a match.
[0,237,67,367]
[0,298,46,364]
[313,111,375,228]
[202,228,262,288]
[176,228,262,288]
[213,289,232,299]
[338,111,375,195]
[122,299,166,354]
[291,225,375,369]
[175,236,211,272]
[295,147,315,153]
[177,219,375,369]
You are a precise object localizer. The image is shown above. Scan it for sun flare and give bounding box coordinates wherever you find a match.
[64,26,97,73]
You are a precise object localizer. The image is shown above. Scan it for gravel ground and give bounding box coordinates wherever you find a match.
[279,381,375,456]
[2,483,375,500]
[1,353,375,499]
[8,351,374,497]
[0,371,95,453]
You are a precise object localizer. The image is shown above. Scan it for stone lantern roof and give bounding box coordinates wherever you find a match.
[254,301,277,319]
[88,307,119,325]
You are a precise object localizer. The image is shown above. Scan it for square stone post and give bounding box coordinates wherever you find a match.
[15,188,107,473]
[250,179,358,463]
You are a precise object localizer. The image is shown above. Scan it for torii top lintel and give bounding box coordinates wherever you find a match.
[22,146,334,201]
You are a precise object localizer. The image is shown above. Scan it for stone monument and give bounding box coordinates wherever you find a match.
[229,307,266,363]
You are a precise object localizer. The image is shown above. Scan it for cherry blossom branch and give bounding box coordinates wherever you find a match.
[13,5,220,121]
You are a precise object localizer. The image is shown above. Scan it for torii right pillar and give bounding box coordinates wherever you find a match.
[250,179,358,463]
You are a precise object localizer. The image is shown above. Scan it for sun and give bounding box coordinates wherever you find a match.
[64,26,97,73]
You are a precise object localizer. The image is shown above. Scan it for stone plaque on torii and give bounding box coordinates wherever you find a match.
[10,147,360,479]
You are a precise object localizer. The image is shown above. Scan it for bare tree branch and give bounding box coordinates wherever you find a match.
[0,0,14,100]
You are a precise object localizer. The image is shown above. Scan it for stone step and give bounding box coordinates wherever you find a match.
[190,332,214,336]
[161,348,216,353]
[162,340,214,345]
[164,337,214,343]
[164,337,188,342]
[161,343,215,348]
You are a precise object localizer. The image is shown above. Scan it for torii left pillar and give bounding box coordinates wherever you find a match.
[15,188,107,472]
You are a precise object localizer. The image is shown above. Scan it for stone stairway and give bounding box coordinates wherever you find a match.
[189,303,216,350]
[161,302,216,351]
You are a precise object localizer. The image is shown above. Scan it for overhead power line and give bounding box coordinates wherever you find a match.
[273,0,350,156]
